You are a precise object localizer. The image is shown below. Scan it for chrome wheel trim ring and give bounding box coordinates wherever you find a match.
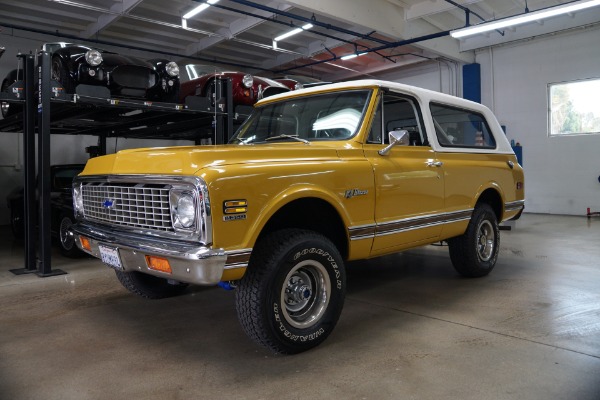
[280,259,331,329]
[477,220,495,262]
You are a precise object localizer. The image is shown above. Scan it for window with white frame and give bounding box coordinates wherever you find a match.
[549,78,600,136]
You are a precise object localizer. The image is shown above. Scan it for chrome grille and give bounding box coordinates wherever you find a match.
[81,182,172,231]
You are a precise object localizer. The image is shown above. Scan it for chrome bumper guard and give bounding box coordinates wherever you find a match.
[71,223,226,285]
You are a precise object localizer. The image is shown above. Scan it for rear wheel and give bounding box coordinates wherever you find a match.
[115,270,188,299]
[235,229,346,354]
[448,203,500,277]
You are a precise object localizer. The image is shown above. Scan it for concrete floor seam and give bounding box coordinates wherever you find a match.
[347,297,600,360]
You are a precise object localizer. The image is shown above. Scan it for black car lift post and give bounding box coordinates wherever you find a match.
[9,53,37,275]
[35,51,67,277]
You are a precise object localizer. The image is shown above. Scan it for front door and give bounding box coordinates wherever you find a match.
[364,92,445,254]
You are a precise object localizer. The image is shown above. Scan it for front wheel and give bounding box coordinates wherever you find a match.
[235,229,346,354]
[58,214,83,258]
[448,203,500,277]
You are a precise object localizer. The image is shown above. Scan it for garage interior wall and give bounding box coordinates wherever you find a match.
[477,25,600,216]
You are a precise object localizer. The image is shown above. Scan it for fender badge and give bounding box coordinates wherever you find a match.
[344,189,368,199]
[224,214,246,222]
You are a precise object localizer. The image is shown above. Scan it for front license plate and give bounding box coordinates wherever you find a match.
[99,245,123,271]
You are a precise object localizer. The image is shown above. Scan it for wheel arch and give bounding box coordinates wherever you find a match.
[475,184,504,221]
[253,194,350,260]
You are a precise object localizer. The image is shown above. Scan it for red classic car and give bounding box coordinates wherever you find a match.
[179,64,290,107]
[275,75,330,91]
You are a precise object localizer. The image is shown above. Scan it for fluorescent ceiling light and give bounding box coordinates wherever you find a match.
[340,52,367,61]
[273,23,313,42]
[183,0,219,20]
[450,0,600,38]
[182,18,188,29]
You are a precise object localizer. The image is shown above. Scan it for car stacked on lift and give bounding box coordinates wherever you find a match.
[1,42,181,117]
[179,64,290,107]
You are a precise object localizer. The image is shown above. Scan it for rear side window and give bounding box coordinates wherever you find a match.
[430,103,496,149]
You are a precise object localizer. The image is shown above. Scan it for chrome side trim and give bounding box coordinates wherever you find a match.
[224,248,252,269]
[349,209,473,241]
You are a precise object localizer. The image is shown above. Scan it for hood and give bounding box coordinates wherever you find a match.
[80,144,341,176]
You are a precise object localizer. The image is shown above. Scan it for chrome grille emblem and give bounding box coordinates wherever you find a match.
[103,199,116,209]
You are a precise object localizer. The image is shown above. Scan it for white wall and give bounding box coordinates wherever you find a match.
[373,26,600,216]
[0,30,193,225]
[477,25,600,216]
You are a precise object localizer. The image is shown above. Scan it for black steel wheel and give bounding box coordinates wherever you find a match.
[235,229,346,354]
[448,203,500,277]
[58,214,83,258]
[51,56,75,93]
[1,79,19,118]
[10,204,24,239]
[115,270,188,299]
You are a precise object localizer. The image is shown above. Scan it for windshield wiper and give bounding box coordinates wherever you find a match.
[264,134,310,144]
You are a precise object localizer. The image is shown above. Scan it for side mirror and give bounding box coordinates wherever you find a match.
[378,130,409,156]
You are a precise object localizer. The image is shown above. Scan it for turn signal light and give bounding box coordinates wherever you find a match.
[80,236,91,252]
[146,256,172,274]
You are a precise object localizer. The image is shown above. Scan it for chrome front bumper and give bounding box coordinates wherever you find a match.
[71,223,227,285]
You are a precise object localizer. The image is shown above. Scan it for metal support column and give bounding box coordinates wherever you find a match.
[214,77,233,145]
[36,51,66,277]
[9,53,38,275]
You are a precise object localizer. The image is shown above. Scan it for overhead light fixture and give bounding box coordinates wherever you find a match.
[272,23,313,49]
[450,0,600,38]
[340,52,367,61]
[183,0,219,20]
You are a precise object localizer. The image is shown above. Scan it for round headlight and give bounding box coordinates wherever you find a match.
[242,74,254,88]
[294,82,304,90]
[85,50,103,66]
[176,194,195,228]
[166,61,179,77]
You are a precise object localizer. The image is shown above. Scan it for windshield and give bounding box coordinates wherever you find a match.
[230,90,372,144]
[185,64,225,80]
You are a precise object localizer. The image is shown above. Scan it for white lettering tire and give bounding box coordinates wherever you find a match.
[235,229,346,354]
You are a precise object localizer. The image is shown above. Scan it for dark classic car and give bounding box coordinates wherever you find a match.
[179,64,289,107]
[274,75,330,91]
[7,164,85,257]
[1,42,180,117]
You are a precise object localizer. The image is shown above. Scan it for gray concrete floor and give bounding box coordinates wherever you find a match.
[1,213,599,400]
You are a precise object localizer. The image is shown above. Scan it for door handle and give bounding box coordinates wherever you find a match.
[427,161,443,167]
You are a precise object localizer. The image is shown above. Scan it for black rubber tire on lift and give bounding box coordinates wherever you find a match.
[1,79,21,118]
[235,228,346,354]
[51,56,75,94]
[115,270,188,299]
[448,203,500,277]
[10,204,24,239]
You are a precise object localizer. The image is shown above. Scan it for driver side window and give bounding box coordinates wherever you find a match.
[367,93,427,146]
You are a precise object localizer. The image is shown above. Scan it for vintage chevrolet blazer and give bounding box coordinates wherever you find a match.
[71,79,525,354]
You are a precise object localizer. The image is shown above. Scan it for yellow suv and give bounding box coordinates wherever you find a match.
[72,80,524,354]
